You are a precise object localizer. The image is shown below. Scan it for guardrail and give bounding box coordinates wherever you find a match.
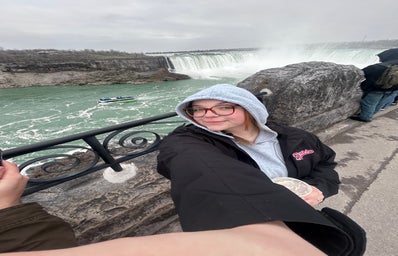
[2,112,181,196]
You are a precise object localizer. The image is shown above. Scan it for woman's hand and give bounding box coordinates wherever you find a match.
[302,185,324,206]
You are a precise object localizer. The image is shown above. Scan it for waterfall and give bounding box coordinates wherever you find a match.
[168,50,259,79]
[160,41,398,80]
[163,56,175,72]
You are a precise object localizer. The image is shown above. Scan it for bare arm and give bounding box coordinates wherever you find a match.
[1,222,325,256]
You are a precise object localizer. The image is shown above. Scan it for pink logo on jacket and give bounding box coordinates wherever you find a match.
[292,149,315,160]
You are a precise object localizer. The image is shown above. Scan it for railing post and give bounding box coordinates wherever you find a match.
[83,136,123,172]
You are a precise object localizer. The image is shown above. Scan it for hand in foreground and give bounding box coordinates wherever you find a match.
[0,160,29,209]
[302,185,324,206]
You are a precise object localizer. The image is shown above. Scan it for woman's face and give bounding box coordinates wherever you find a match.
[190,99,247,133]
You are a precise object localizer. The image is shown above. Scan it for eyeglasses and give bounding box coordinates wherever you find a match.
[185,104,237,118]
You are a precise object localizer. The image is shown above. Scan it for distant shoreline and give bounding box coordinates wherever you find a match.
[0,49,190,88]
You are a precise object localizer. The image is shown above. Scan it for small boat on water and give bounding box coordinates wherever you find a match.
[97,96,135,104]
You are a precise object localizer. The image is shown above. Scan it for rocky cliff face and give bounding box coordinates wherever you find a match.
[0,50,189,88]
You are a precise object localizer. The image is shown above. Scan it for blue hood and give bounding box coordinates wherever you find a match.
[176,84,272,132]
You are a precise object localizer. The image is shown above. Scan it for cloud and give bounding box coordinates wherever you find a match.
[0,0,397,52]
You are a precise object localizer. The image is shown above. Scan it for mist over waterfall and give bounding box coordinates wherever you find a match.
[157,40,398,80]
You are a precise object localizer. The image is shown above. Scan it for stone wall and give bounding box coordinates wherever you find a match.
[22,61,365,245]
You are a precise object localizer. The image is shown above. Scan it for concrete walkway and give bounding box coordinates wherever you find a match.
[318,105,398,256]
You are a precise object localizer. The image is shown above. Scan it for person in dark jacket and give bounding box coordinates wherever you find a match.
[350,48,398,122]
[157,84,365,255]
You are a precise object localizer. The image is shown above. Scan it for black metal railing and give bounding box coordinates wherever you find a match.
[2,112,181,196]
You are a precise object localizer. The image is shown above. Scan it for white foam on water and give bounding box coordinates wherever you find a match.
[16,128,41,140]
[103,163,137,183]
[51,126,75,135]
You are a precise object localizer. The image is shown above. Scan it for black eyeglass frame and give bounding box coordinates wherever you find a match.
[184,104,237,118]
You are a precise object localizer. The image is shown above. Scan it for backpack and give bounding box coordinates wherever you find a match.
[375,64,398,89]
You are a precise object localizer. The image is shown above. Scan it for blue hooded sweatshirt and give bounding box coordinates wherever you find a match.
[175,84,288,179]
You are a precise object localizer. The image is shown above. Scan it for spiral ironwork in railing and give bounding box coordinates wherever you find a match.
[2,112,181,196]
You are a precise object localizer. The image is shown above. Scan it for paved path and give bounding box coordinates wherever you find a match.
[318,105,398,256]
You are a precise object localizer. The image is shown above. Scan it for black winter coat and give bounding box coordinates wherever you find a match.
[157,122,340,231]
[157,123,368,255]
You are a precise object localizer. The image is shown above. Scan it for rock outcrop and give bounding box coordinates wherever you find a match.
[0,50,189,88]
[22,61,365,245]
[238,61,364,133]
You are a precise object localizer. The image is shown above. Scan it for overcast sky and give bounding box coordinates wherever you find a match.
[0,0,396,53]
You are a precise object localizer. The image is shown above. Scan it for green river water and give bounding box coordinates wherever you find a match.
[0,78,237,150]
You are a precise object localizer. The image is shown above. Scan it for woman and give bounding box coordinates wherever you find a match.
[156,84,364,255]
